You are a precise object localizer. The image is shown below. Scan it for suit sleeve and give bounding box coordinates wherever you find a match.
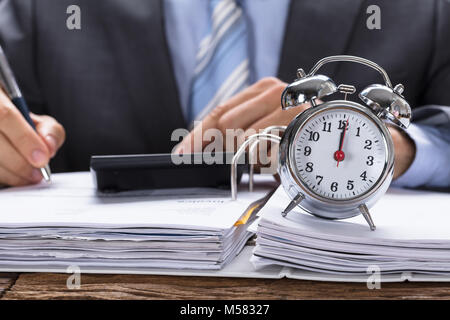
[420,0,450,107]
[392,0,450,190]
[392,122,450,189]
[0,0,45,114]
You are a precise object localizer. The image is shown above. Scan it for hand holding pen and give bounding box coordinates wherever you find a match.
[0,44,65,186]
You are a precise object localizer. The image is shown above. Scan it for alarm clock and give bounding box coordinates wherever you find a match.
[231,55,411,231]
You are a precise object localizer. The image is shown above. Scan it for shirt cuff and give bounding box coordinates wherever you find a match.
[391,124,441,188]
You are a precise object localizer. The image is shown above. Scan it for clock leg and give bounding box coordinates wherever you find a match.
[281,193,305,218]
[359,204,376,231]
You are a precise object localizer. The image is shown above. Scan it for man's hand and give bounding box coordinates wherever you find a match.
[0,89,65,186]
[175,77,310,153]
[176,77,416,180]
[389,126,416,179]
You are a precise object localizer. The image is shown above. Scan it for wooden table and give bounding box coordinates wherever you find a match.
[1,272,450,299]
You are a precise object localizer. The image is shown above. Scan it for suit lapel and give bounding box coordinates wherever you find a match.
[278,0,365,82]
[98,0,186,151]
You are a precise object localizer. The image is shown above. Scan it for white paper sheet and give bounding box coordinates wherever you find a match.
[257,187,450,244]
[252,186,450,275]
[0,172,276,270]
[0,173,270,231]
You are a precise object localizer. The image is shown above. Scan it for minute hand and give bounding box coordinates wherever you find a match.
[336,119,349,167]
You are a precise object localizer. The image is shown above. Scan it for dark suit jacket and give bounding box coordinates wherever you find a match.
[0,0,449,172]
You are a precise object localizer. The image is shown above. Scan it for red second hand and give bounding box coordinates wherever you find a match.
[336,119,349,167]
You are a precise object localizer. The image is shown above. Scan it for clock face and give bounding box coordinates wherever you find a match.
[293,107,388,201]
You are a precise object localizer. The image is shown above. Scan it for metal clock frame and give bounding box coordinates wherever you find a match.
[278,100,394,230]
[231,55,410,231]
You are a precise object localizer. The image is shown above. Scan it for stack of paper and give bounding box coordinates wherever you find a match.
[251,187,450,276]
[0,172,275,271]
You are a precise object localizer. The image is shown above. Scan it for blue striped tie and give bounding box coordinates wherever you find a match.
[188,0,250,123]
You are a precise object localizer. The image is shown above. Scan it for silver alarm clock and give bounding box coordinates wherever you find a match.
[231,55,411,231]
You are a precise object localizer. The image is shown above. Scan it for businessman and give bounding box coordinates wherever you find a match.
[0,0,449,188]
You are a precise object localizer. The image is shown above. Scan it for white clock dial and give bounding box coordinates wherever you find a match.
[293,107,388,200]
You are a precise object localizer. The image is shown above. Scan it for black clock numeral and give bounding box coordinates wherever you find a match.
[338,120,349,130]
[315,175,323,185]
[364,139,372,150]
[347,180,354,190]
[330,182,338,192]
[360,171,367,181]
[305,162,314,172]
[356,127,361,137]
[322,122,331,132]
[304,146,312,156]
[308,131,320,141]
[366,156,374,166]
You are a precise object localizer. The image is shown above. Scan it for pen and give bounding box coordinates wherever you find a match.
[0,45,51,182]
